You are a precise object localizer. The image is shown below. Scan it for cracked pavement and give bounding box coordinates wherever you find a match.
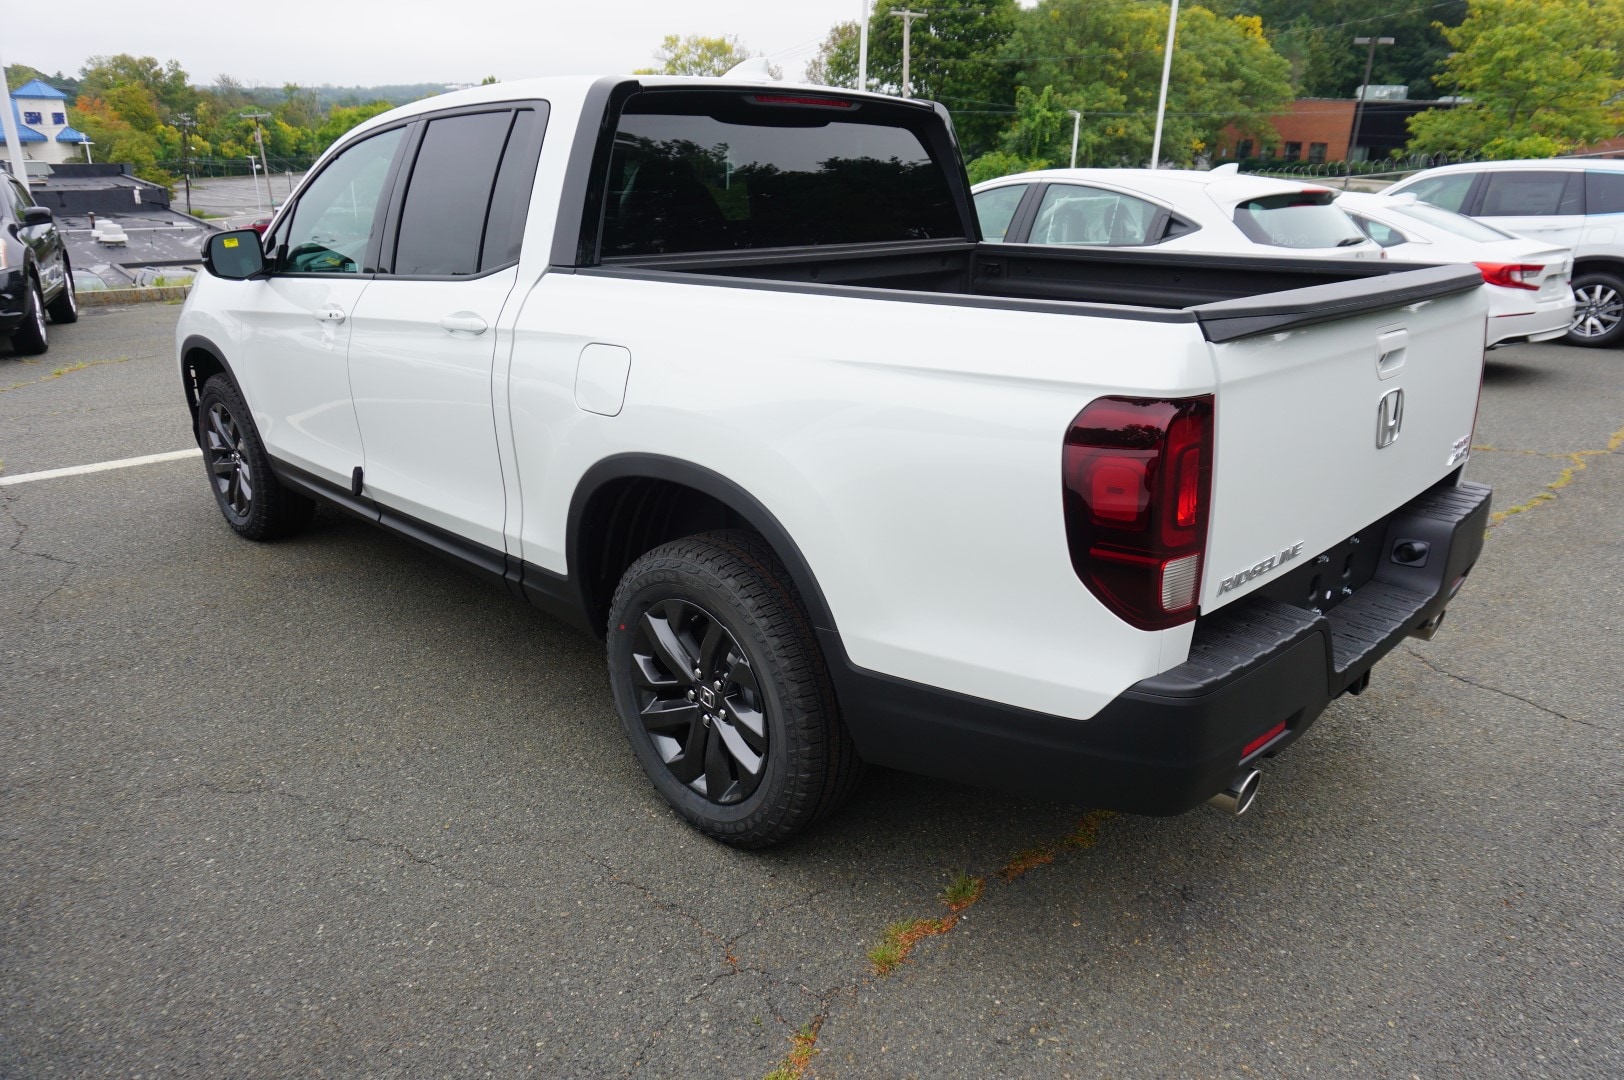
[2,306,1620,1078]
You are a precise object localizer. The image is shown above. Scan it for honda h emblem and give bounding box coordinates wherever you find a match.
[1376,388,1404,448]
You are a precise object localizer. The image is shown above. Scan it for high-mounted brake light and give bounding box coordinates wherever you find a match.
[1062,396,1214,631]
[751,94,855,109]
[1474,262,1543,290]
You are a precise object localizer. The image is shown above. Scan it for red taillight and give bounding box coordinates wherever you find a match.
[1474,262,1542,290]
[751,94,855,108]
[1062,395,1214,631]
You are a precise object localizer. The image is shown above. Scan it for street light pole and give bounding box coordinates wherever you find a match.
[247,156,264,214]
[1067,109,1082,169]
[1149,0,1181,169]
[890,8,926,99]
[1346,36,1395,188]
[240,110,273,204]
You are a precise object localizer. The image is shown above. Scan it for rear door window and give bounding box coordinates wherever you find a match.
[601,92,962,257]
[973,184,1028,241]
[1029,185,1161,246]
[1478,171,1579,216]
[1586,171,1624,215]
[392,111,514,276]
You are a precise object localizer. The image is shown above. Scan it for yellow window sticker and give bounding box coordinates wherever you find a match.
[223,237,239,248]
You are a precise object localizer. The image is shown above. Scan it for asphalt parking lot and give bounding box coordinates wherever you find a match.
[2,303,1619,1079]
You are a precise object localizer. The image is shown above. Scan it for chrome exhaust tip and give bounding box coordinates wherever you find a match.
[1207,769,1262,816]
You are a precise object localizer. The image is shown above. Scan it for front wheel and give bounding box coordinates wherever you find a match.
[1566,272,1624,348]
[196,375,314,540]
[10,280,48,355]
[607,531,861,848]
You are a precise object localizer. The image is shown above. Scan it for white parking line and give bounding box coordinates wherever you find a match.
[0,448,202,487]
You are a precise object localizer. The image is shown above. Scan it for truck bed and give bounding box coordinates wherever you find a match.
[594,239,1483,343]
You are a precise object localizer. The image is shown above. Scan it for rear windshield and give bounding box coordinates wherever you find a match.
[1387,200,1515,243]
[1232,191,1368,249]
[600,91,963,257]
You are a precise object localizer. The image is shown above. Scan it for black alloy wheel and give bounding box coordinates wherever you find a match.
[195,374,314,541]
[630,597,770,804]
[608,531,861,848]
[46,260,78,324]
[1566,272,1624,348]
[204,400,254,520]
[11,280,48,355]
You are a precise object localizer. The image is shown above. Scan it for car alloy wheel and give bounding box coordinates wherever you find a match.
[629,597,769,804]
[203,400,254,520]
[1568,275,1623,346]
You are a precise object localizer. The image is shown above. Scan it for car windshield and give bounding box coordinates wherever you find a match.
[1387,200,1517,243]
[1232,191,1368,249]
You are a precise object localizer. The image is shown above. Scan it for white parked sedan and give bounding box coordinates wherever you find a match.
[1337,191,1575,348]
[973,164,1383,259]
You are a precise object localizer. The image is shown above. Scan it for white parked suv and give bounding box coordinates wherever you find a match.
[1384,159,1624,347]
[973,164,1383,259]
[177,76,1492,846]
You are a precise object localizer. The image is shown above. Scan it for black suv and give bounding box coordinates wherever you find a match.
[2,170,77,354]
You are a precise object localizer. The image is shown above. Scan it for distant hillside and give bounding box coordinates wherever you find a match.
[238,83,454,109]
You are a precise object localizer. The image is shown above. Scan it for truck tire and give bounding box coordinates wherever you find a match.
[10,280,48,355]
[197,374,315,541]
[1566,271,1624,348]
[607,530,861,848]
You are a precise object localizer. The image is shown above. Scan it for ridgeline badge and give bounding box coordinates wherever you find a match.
[1218,542,1305,595]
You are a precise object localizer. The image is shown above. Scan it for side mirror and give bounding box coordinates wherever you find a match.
[203,230,268,280]
[22,206,52,226]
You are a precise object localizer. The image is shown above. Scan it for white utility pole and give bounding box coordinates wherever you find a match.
[857,1,870,92]
[1067,109,1082,169]
[0,47,33,185]
[1149,0,1181,169]
[891,8,926,99]
[247,156,265,213]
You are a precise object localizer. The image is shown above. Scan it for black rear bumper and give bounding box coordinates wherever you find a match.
[826,480,1492,815]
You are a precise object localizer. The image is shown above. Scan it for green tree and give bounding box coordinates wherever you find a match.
[1406,0,1624,159]
[313,102,396,150]
[966,86,1072,182]
[635,34,768,78]
[1207,1,1468,98]
[1004,0,1292,167]
[79,54,194,114]
[805,21,859,88]
[862,0,1018,155]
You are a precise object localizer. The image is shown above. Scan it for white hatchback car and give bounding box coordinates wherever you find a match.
[1337,191,1575,348]
[973,164,1382,259]
[1384,159,1624,347]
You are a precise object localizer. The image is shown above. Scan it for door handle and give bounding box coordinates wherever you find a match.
[439,313,488,335]
[316,305,347,323]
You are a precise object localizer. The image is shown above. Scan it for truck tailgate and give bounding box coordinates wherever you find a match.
[1194,266,1486,612]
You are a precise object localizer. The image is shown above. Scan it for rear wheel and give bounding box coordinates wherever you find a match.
[607,530,860,848]
[197,375,314,540]
[46,260,78,324]
[10,280,48,355]
[1566,271,1624,347]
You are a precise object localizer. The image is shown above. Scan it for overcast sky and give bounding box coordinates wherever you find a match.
[12,1,883,88]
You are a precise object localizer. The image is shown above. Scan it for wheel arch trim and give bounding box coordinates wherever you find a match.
[179,334,242,429]
[566,453,841,639]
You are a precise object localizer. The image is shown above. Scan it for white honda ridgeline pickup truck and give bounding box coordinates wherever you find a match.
[179,76,1492,847]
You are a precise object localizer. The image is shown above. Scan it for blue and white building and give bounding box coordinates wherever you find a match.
[3,79,91,165]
